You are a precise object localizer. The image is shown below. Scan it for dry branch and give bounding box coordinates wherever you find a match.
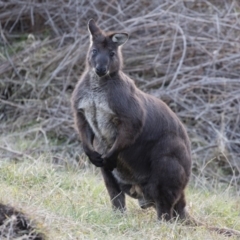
[0,0,240,185]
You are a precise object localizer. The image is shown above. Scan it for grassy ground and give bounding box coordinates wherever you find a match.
[1,2,240,239]
[0,152,239,240]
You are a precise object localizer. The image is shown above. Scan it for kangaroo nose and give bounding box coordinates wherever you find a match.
[96,67,107,76]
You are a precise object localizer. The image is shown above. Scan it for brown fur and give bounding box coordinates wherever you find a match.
[71,20,240,237]
[72,19,191,221]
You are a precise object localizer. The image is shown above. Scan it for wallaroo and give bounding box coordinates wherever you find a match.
[72,19,192,221]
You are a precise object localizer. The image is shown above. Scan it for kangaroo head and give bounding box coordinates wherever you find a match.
[87,19,128,77]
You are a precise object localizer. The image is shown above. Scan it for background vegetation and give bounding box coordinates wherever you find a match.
[0,0,240,239]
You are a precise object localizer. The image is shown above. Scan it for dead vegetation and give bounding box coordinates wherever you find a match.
[0,203,45,239]
[0,0,240,188]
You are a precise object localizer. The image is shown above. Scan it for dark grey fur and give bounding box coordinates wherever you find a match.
[72,19,192,221]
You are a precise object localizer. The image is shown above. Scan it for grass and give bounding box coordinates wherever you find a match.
[0,155,239,240]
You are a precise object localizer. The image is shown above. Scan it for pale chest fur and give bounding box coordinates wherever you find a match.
[77,77,117,154]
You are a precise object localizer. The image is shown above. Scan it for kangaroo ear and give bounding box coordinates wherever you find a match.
[111,33,129,46]
[88,19,101,37]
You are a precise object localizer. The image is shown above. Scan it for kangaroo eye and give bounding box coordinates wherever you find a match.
[92,49,97,55]
[110,51,115,57]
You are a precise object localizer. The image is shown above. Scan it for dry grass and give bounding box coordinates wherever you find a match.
[0,156,240,240]
[0,203,45,239]
[0,0,240,208]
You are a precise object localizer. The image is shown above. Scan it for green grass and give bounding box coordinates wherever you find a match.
[0,156,239,240]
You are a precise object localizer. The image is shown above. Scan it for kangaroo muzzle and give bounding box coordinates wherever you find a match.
[95,66,107,77]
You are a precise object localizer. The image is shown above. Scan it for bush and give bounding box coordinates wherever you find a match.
[0,0,240,186]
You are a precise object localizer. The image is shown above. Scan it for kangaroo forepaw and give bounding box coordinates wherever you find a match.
[87,151,104,167]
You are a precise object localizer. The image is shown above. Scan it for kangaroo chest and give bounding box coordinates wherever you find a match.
[78,86,117,153]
